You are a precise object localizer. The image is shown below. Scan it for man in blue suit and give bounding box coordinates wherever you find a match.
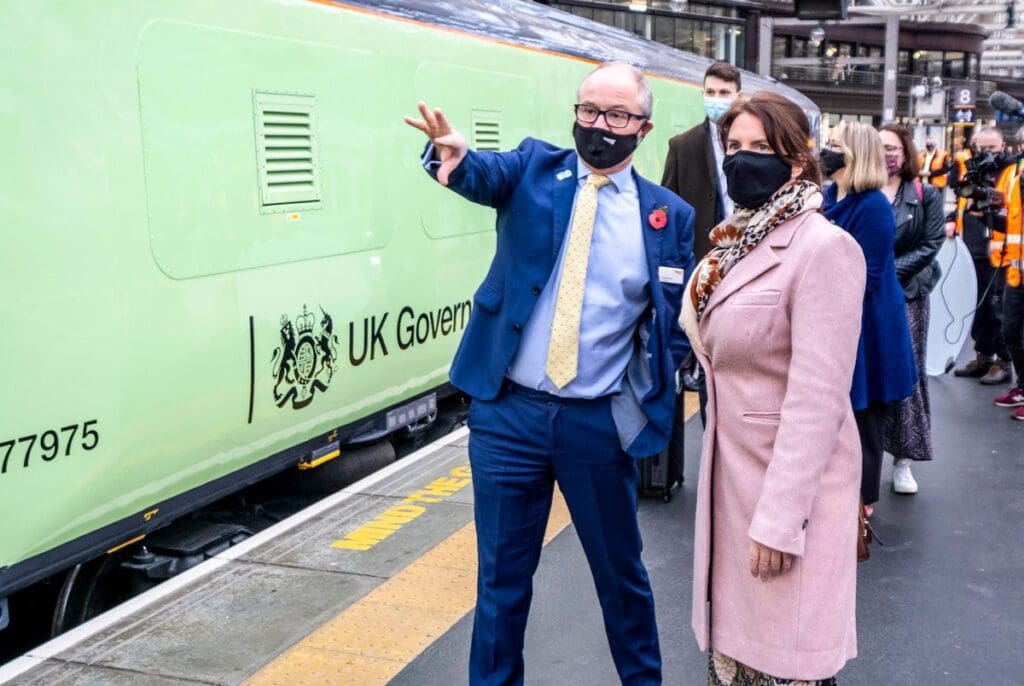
[406,63,694,686]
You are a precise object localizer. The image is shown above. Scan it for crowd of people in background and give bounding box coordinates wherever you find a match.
[669,63,1024,503]
[943,126,1024,420]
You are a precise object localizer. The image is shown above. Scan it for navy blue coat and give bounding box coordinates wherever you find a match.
[823,186,916,410]
[426,138,695,457]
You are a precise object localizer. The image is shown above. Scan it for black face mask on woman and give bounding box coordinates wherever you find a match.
[820,149,846,178]
[722,150,793,209]
[573,122,641,169]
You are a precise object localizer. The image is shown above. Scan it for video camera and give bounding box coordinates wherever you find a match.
[955,150,1020,211]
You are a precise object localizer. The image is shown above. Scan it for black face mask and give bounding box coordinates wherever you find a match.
[722,151,794,209]
[925,143,936,151]
[820,149,846,178]
[573,122,641,170]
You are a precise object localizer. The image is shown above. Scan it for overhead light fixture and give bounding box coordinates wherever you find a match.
[668,0,688,11]
[810,23,826,45]
[628,1,647,11]
[913,50,923,59]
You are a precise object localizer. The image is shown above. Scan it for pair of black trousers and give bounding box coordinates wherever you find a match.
[972,259,1009,360]
[855,402,888,505]
[1003,285,1024,389]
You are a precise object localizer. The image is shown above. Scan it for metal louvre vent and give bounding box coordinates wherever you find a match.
[254,91,322,210]
[472,111,502,152]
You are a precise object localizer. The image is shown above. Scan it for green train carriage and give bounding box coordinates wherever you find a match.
[0,0,818,639]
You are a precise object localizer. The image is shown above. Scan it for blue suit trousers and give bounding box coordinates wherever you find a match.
[466,382,662,686]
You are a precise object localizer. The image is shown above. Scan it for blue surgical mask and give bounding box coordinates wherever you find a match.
[704,96,732,123]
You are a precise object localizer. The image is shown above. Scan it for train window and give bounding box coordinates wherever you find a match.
[253,92,322,212]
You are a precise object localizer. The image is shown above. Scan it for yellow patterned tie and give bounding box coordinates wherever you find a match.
[546,173,611,389]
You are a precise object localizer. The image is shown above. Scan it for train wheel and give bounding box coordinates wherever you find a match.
[51,552,134,636]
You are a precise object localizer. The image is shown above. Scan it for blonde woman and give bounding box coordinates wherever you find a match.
[820,121,916,510]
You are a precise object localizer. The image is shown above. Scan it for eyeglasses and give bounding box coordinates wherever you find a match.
[574,104,648,129]
[824,140,842,151]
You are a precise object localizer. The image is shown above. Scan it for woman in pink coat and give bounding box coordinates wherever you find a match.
[679,92,866,684]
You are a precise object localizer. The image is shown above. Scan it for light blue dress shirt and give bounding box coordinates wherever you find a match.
[507,159,650,398]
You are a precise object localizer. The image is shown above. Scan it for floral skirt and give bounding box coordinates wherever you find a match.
[884,295,933,462]
[708,651,837,686]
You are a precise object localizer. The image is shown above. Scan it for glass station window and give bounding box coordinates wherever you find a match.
[653,14,675,47]
[967,53,979,78]
[773,35,788,61]
[675,18,696,53]
[866,45,883,71]
[545,1,745,67]
[944,51,965,79]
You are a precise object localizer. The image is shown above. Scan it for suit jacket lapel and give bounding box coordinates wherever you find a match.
[552,156,577,262]
[635,174,664,309]
[703,119,719,195]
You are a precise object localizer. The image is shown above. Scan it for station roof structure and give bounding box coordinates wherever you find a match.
[849,0,1023,77]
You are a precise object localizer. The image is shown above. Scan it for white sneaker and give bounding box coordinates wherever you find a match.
[892,459,918,494]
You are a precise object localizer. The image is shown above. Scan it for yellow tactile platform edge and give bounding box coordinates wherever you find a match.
[243,493,570,686]
[244,391,697,686]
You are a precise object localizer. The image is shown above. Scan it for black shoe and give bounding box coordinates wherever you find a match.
[954,354,993,378]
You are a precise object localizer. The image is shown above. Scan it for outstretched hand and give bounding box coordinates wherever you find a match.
[404,101,467,186]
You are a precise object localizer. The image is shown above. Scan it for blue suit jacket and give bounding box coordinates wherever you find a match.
[426,137,695,457]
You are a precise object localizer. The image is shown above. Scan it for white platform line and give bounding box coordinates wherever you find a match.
[0,425,469,685]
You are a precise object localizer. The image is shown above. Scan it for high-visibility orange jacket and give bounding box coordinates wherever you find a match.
[953,150,971,235]
[918,149,950,188]
[993,162,1024,287]
[954,149,972,184]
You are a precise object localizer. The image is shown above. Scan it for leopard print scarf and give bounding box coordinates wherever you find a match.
[690,180,822,321]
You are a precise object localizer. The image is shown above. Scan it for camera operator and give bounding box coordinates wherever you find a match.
[950,128,1014,385]
[991,127,1024,420]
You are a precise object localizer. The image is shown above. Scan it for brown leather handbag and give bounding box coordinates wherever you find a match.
[857,499,874,562]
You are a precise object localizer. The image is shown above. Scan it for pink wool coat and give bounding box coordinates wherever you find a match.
[689,210,866,680]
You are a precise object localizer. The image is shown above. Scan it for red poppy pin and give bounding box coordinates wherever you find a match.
[648,205,668,230]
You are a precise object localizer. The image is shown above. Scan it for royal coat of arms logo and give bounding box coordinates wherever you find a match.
[271,304,339,409]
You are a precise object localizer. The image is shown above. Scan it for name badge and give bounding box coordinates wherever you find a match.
[658,266,684,285]
[556,169,573,181]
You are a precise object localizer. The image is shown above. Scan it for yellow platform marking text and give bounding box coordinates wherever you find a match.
[331,465,472,551]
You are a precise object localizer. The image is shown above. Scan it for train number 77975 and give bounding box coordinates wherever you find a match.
[1,420,99,475]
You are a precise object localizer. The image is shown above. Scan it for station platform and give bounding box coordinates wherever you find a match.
[1,370,1020,685]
